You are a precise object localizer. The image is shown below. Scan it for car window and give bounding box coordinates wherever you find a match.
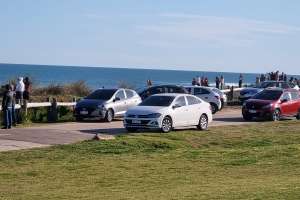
[140,96,175,106]
[174,96,186,107]
[194,88,210,95]
[281,82,290,89]
[281,92,292,101]
[167,86,184,93]
[291,92,299,100]
[115,90,125,100]
[186,96,201,105]
[150,87,164,94]
[125,90,135,98]
[253,90,283,100]
[85,89,117,100]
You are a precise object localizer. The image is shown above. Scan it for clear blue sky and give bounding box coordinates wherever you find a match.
[1,0,300,74]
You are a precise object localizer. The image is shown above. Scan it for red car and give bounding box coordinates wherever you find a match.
[242,88,300,121]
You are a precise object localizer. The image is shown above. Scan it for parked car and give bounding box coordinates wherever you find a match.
[242,88,300,121]
[124,93,213,133]
[139,85,188,100]
[211,87,227,108]
[183,86,222,114]
[239,81,296,102]
[74,88,141,122]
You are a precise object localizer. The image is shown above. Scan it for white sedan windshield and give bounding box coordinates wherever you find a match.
[139,96,175,106]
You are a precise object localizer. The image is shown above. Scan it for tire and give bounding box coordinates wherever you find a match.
[210,103,218,114]
[296,109,300,120]
[242,114,252,121]
[197,114,208,130]
[161,116,172,133]
[271,109,281,121]
[126,127,137,132]
[105,109,114,122]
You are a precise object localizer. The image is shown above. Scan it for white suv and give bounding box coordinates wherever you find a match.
[184,86,222,114]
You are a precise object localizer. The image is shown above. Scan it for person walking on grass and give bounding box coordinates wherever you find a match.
[1,84,14,129]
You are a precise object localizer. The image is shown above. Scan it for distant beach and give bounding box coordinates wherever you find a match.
[1,63,297,90]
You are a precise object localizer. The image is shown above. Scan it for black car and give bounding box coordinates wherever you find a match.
[139,85,188,100]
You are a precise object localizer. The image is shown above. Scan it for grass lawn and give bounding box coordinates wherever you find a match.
[1,121,300,200]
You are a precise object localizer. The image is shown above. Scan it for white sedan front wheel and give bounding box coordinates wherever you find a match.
[161,117,172,133]
[197,114,208,130]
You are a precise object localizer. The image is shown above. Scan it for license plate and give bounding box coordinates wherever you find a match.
[132,119,141,124]
[249,109,257,114]
[80,111,88,115]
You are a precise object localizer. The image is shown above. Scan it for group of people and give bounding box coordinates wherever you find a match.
[192,76,210,87]
[192,75,226,89]
[1,77,31,129]
[256,71,300,86]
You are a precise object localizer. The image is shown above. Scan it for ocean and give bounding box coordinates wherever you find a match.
[0,63,271,90]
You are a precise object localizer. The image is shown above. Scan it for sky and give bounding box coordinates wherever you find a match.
[0,0,300,74]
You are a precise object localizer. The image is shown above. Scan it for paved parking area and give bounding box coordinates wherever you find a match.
[0,107,254,152]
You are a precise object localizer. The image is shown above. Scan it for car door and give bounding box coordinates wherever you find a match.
[290,92,300,115]
[125,89,140,109]
[186,96,202,125]
[113,89,127,115]
[280,92,293,116]
[194,88,211,102]
[171,96,188,127]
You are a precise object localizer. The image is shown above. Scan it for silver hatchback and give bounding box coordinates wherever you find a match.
[74,88,142,122]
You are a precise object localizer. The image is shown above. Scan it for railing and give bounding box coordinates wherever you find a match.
[0,102,76,111]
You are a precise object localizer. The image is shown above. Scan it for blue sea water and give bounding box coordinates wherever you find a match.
[0,63,266,90]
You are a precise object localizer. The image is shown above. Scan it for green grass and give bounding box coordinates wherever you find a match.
[1,121,300,199]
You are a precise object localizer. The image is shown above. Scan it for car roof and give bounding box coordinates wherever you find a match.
[264,87,298,92]
[183,85,212,90]
[152,93,189,97]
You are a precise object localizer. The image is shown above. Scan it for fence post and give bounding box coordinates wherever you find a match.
[47,97,58,122]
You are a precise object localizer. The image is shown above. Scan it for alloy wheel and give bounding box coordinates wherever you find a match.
[198,114,208,130]
[161,117,172,133]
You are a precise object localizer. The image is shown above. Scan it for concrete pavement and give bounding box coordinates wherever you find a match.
[0,107,252,152]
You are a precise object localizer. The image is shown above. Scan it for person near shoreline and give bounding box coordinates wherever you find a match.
[192,78,197,86]
[1,84,15,129]
[239,74,243,88]
[204,77,209,87]
[215,76,220,89]
[220,75,225,90]
[15,77,25,105]
[23,77,31,102]
[146,79,152,87]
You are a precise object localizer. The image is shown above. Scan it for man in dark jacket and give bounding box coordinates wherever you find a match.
[2,84,14,129]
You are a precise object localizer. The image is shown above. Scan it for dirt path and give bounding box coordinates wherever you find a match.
[0,107,253,152]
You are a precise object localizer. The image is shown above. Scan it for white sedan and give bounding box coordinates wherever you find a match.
[124,93,213,133]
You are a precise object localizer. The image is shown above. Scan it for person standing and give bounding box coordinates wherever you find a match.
[15,77,25,105]
[215,76,220,89]
[239,74,243,88]
[220,75,225,90]
[192,78,197,86]
[1,84,14,129]
[23,77,31,102]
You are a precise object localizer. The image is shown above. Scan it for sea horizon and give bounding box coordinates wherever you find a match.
[1,63,299,90]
